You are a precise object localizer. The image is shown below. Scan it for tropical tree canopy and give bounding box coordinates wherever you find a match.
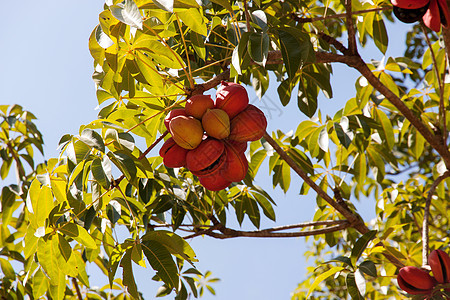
[1,0,450,299]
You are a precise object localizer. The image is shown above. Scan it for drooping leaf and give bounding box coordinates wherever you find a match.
[142,230,197,262]
[177,8,207,36]
[346,272,364,299]
[350,230,377,266]
[306,267,345,298]
[79,128,105,153]
[190,31,206,60]
[110,0,143,29]
[120,249,139,299]
[248,32,269,66]
[142,240,179,290]
[372,13,388,54]
[58,223,98,249]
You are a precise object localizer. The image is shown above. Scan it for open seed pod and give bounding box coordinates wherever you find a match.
[169,115,204,150]
[220,142,248,182]
[397,266,435,295]
[429,249,450,284]
[229,104,267,142]
[159,137,188,168]
[202,108,230,139]
[185,138,226,176]
[198,173,232,191]
[215,81,249,119]
[185,94,214,119]
[164,108,187,130]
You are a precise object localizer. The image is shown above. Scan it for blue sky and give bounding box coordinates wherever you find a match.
[1,1,410,299]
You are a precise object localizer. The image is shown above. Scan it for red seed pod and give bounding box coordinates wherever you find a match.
[164,109,188,130]
[159,138,189,168]
[215,81,249,119]
[185,94,214,119]
[228,104,267,142]
[220,142,248,182]
[185,138,226,176]
[198,173,232,191]
[397,266,435,295]
[429,249,450,284]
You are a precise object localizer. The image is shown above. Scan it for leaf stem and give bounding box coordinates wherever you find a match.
[175,14,195,89]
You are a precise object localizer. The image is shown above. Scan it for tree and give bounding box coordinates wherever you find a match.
[1,0,450,298]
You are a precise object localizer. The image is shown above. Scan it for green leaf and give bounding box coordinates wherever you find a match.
[0,258,15,280]
[248,32,269,66]
[107,151,137,182]
[277,80,294,106]
[32,269,49,300]
[142,230,197,262]
[190,31,206,60]
[142,240,179,289]
[252,192,276,221]
[58,223,98,249]
[177,8,207,36]
[57,234,72,262]
[278,30,302,79]
[107,199,122,224]
[298,76,318,118]
[372,13,388,54]
[110,0,143,29]
[354,153,367,186]
[36,185,54,228]
[79,128,105,153]
[306,266,345,298]
[91,157,111,189]
[209,0,233,12]
[120,249,139,299]
[251,10,268,31]
[37,238,63,285]
[49,272,66,300]
[350,230,377,266]
[243,196,261,228]
[374,108,394,151]
[346,272,364,299]
[358,260,377,278]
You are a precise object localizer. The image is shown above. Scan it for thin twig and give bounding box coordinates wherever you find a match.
[292,6,392,23]
[138,131,169,160]
[243,0,252,32]
[421,22,447,147]
[72,277,83,300]
[422,171,450,267]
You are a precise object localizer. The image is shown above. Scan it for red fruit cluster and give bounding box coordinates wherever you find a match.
[391,0,449,32]
[397,249,450,297]
[159,81,268,191]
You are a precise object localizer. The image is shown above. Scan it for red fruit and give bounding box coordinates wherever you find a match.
[397,266,435,295]
[430,249,450,284]
[198,173,232,191]
[185,138,226,176]
[228,104,267,142]
[226,140,247,154]
[185,95,215,119]
[159,137,188,168]
[215,81,249,119]
[164,109,188,130]
[220,142,248,182]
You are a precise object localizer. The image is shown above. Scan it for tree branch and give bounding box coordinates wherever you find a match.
[199,216,351,239]
[72,277,83,300]
[344,0,357,55]
[422,171,450,267]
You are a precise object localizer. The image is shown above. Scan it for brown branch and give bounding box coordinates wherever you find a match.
[201,216,351,239]
[422,171,450,267]
[138,130,169,160]
[348,55,450,168]
[344,0,357,55]
[243,0,251,32]
[263,131,405,268]
[72,277,83,300]
[262,131,365,231]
